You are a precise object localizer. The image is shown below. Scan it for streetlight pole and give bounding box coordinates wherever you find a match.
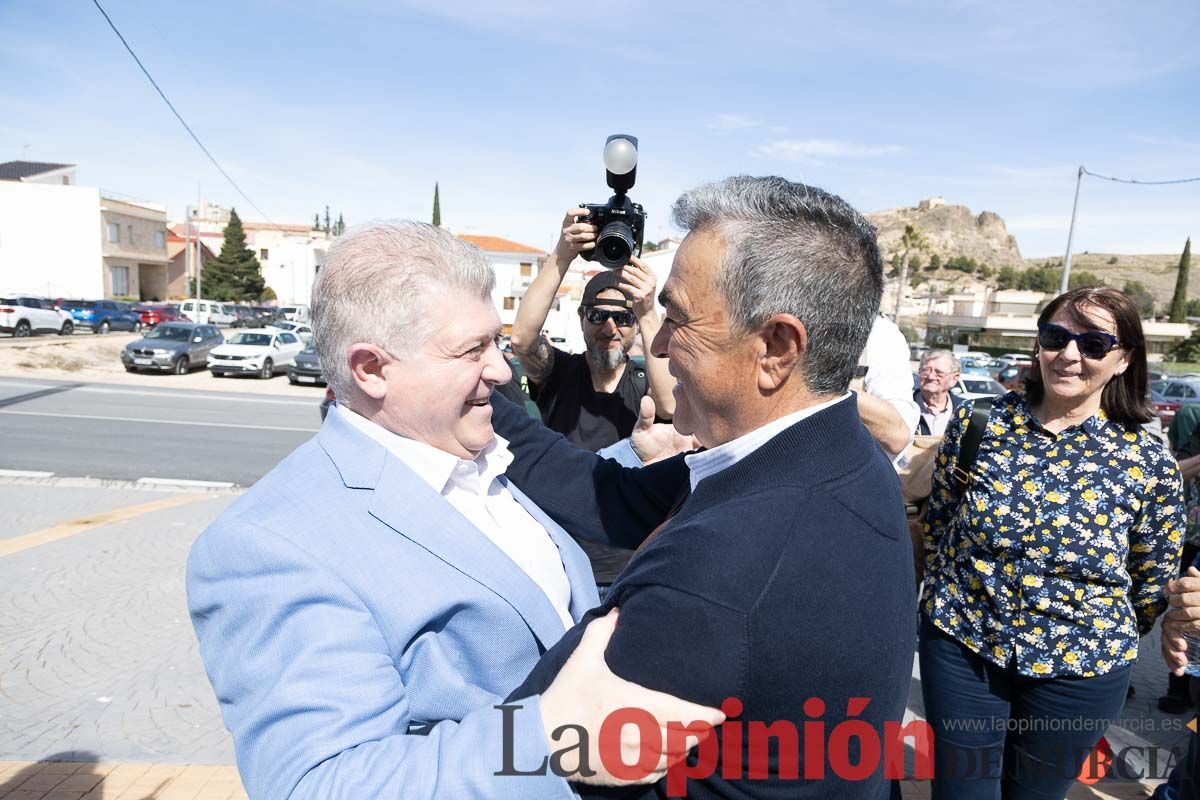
[1058,166,1085,296]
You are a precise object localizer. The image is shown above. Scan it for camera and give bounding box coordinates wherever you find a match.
[579,134,647,269]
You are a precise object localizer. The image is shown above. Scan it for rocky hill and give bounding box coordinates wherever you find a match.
[1023,252,1187,307]
[867,197,1025,271]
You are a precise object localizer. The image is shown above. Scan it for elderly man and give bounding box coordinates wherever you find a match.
[913,349,964,436]
[492,176,917,798]
[186,221,719,799]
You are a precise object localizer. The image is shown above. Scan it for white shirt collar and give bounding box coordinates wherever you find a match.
[684,393,852,492]
[334,403,512,495]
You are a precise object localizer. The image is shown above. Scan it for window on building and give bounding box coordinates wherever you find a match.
[111,266,130,297]
[260,249,269,261]
[519,262,532,277]
[503,297,515,310]
[107,223,119,243]
[155,231,165,249]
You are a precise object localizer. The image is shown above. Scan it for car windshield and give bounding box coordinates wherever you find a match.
[0,297,16,305]
[301,344,317,354]
[229,333,273,346]
[145,326,191,342]
[273,321,296,330]
[64,300,95,308]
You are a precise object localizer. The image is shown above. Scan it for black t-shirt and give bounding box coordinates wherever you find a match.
[533,346,644,452]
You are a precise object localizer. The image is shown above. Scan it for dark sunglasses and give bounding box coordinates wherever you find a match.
[583,307,636,327]
[1037,323,1122,360]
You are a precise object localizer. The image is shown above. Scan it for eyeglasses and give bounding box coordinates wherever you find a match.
[918,367,954,379]
[583,307,636,327]
[1037,323,1122,360]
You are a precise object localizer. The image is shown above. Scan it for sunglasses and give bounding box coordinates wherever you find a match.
[583,307,636,327]
[1036,323,1122,360]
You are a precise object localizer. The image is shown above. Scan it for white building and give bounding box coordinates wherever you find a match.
[171,202,333,305]
[0,180,104,298]
[0,161,77,186]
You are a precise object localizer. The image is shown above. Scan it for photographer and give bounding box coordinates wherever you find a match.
[510,208,675,451]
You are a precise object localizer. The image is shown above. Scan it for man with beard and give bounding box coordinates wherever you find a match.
[511,209,675,452]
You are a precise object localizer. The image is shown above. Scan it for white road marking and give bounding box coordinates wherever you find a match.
[0,468,55,478]
[0,409,317,433]
[137,477,236,489]
[0,377,318,407]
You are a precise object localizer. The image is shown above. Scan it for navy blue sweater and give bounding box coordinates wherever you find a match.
[493,394,917,799]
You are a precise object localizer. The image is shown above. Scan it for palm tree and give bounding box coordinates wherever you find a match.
[893,224,928,320]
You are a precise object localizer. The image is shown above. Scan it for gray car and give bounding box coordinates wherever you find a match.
[120,322,224,375]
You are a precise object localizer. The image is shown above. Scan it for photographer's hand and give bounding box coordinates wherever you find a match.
[619,257,676,418]
[554,208,598,262]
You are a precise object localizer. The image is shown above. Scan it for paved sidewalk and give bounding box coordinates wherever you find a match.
[0,761,246,800]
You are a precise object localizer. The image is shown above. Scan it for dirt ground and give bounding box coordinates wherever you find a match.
[0,331,327,398]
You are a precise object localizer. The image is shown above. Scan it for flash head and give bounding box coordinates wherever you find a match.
[604,135,638,194]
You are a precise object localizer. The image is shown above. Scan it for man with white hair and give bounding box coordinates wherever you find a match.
[913,349,964,436]
[186,220,720,799]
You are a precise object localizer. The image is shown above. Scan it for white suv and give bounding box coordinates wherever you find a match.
[180,299,237,326]
[0,295,75,337]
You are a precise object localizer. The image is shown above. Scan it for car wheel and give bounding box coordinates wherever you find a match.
[59,321,74,336]
[124,365,137,373]
[97,320,110,334]
[13,320,31,337]
[288,375,297,385]
[210,370,222,378]
[174,356,190,375]
[259,358,273,379]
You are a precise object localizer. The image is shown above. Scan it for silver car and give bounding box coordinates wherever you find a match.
[121,322,224,375]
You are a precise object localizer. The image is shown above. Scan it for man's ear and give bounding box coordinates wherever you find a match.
[347,343,392,400]
[757,314,807,391]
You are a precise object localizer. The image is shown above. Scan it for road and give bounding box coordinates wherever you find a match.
[0,376,321,486]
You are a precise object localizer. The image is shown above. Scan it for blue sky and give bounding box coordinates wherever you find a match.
[2,0,1197,258]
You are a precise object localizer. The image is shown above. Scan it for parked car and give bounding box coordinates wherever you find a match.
[58,299,141,333]
[267,320,314,342]
[252,306,279,325]
[179,299,237,326]
[228,305,261,328]
[1150,381,1181,427]
[0,295,75,336]
[996,364,1033,392]
[208,329,306,379]
[1000,353,1033,365]
[287,343,325,385]
[951,375,1007,400]
[120,322,224,374]
[132,303,182,328]
[277,304,310,323]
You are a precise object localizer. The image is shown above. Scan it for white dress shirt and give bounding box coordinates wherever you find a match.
[860,315,920,459]
[336,405,574,630]
[685,393,852,492]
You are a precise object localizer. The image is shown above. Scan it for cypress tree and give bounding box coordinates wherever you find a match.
[1170,238,1192,323]
[336,213,345,236]
[203,208,264,300]
[313,213,321,231]
[432,182,441,227]
[324,205,331,234]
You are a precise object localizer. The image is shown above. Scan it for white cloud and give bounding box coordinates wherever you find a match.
[755,139,905,161]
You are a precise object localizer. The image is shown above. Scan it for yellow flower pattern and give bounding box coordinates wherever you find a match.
[921,392,1183,678]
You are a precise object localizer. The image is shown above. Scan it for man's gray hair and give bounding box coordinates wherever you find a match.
[920,349,960,373]
[310,219,495,404]
[671,176,884,395]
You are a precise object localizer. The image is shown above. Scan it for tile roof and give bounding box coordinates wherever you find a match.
[0,161,74,181]
[457,234,544,255]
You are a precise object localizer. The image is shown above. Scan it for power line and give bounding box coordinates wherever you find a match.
[1082,167,1200,186]
[89,0,288,232]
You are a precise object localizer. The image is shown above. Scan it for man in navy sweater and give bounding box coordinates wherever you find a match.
[492,176,917,798]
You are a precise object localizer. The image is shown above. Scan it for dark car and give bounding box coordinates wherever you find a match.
[287,343,325,385]
[228,305,260,328]
[132,303,182,328]
[120,322,224,374]
[59,299,142,333]
[996,364,1032,392]
[252,306,279,324]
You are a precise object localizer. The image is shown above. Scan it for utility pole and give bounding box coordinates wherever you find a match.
[1058,166,1085,296]
[185,205,193,299]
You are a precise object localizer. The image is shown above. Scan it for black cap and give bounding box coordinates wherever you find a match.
[581,271,632,308]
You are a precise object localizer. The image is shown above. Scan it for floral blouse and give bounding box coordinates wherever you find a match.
[921,391,1183,678]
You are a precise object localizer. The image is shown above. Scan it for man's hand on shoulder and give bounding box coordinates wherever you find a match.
[539,609,725,786]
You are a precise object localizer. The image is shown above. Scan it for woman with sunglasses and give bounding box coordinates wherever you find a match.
[919,286,1184,799]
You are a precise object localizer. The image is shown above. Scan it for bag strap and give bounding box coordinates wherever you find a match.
[951,397,993,498]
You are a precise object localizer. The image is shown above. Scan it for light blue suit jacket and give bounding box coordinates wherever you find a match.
[187,408,599,799]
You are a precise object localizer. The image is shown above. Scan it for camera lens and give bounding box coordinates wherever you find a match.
[595,220,635,268]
